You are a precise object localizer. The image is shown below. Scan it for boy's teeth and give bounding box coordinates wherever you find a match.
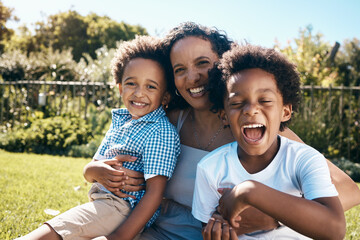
[189,86,205,94]
[243,124,264,128]
[132,101,146,106]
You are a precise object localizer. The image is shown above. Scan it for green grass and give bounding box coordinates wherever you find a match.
[0,150,91,239]
[0,150,359,239]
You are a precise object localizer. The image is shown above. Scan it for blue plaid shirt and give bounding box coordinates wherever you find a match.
[93,106,180,227]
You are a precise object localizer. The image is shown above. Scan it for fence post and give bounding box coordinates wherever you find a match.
[339,84,344,151]
[348,86,353,160]
[84,81,89,120]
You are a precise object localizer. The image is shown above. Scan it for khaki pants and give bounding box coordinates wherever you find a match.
[46,183,141,240]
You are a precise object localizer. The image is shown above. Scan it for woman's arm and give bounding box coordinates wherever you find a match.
[218,181,346,240]
[280,127,360,211]
[83,156,145,198]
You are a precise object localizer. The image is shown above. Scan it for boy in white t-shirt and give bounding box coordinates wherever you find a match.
[192,44,345,239]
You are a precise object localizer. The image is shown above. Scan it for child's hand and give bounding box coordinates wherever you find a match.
[202,213,238,240]
[217,184,250,228]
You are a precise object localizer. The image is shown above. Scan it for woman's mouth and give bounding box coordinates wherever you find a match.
[242,123,266,143]
[188,86,206,97]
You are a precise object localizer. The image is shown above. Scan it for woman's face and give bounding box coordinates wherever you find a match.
[170,36,219,110]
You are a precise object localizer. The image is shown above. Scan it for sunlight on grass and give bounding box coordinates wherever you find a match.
[0,150,91,239]
[0,150,359,239]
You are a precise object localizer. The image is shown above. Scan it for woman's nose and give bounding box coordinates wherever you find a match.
[187,68,201,83]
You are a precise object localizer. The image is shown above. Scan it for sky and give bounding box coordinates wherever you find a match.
[3,0,360,48]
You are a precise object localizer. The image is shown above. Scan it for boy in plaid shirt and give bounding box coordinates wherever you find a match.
[22,36,180,240]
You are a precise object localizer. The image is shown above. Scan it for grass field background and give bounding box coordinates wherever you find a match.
[0,150,359,239]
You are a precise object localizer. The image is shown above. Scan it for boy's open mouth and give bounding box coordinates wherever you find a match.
[242,123,266,142]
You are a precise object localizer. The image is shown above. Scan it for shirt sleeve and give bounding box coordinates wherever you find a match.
[143,126,180,180]
[93,122,114,160]
[296,148,338,200]
[192,161,221,223]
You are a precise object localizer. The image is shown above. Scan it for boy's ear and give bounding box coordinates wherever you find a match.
[161,92,171,107]
[118,83,123,95]
[281,104,292,122]
[220,109,229,126]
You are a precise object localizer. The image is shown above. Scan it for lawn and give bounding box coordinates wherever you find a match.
[1,150,359,239]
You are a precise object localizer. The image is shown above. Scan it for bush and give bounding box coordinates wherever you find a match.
[332,158,360,182]
[0,115,92,155]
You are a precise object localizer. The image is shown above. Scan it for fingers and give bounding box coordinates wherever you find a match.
[123,177,145,186]
[113,155,137,162]
[230,227,238,240]
[211,219,222,240]
[202,218,215,240]
[122,168,144,178]
[221,222,231,240]
[113,189,136,199]
[122,184,145,192]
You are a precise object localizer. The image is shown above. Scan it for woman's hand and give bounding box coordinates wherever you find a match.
[202,213,238,240]
[217,187,279,234]
[83,155,145,199]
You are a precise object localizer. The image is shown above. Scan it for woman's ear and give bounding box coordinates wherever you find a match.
[281,104,292,122]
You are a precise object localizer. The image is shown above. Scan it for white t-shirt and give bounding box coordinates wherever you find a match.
[192,135,338,239]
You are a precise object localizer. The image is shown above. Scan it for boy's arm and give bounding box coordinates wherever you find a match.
[218,181,346,240]
[106,175,167,240]
[281,127,360,211]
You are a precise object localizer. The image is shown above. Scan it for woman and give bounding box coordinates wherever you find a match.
[86,22,360,239]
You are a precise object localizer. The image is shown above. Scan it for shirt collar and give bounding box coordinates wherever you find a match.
[114,106,166,123]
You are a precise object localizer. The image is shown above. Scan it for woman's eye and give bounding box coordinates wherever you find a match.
[174,68,184,74]
[197,60,209,66]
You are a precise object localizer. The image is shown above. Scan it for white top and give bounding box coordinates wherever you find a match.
[192,135,337,239]
[164,109,209,208]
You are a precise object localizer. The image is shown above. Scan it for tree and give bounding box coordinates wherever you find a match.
[0,0,18,53]
[275,25,339,86]
[5,10,148,61]
[336,38,360,86]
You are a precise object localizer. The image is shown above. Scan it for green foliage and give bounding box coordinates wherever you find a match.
[276,25,339,86]
[336,38,360,86]
[5,10,148,61]
[289,89,360,163]
[0,50,27,80]
[68,106,112,158]
[332,158,360,182]
[0,115,92,155]
[27,48,78,81]
[0,48,78,81]
[0,1,18,53]
[76,45,116,83]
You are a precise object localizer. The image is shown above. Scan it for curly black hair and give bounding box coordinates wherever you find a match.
[209,44,301,131]
[111,35,173,92]
[162,22,233,110]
